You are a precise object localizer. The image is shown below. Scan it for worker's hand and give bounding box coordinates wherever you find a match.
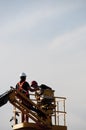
[35,87,39,91]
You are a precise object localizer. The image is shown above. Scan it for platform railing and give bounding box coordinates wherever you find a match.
[11,91,66,127]
[52,96,66,126]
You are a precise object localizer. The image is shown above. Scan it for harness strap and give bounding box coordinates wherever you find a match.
[17,81,25,91]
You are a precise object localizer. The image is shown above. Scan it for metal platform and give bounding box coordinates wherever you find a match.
[7,88,67,130]
[13,122,67,130]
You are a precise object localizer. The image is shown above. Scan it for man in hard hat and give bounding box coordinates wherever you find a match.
[16,72,30,97]
[16,72,38,97]
[31,81,54,109]
[16,73,39,122]
[31,81,41,104]
[31,81,54,124]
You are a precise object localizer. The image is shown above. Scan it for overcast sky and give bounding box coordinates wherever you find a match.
[0,0,86,130]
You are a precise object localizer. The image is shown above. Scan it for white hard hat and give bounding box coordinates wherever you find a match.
[19,72,27,77]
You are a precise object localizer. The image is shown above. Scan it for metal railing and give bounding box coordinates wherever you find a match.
[11,91,67,126]
[52,96,66,126]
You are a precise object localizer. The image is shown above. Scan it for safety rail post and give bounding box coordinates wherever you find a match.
[57,99,59,125]
[63,99,66,126]
[54,97,57,125]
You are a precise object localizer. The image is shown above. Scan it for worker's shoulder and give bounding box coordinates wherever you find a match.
[24,81,30,86]
[40,84,52,90]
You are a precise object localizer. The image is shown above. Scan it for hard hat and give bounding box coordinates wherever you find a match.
[19,72,27,77]
[31,81,38,87]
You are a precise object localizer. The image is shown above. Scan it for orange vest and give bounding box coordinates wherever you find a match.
[17,81,25,91]
[17,81,29,96]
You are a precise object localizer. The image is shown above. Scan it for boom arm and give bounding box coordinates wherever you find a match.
[0,89,12,107]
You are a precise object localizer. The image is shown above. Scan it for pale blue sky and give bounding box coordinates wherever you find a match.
[0,1,86,130]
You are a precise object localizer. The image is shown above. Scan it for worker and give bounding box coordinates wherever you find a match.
[16,73,39,122]
[30,81,40,100]
[31,81,54,125]
[16,72,38,96]
[31,81,54,110]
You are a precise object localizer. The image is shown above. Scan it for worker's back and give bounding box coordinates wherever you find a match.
[42,88,54,99]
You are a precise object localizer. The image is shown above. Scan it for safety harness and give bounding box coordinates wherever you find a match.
[17,81,29,96]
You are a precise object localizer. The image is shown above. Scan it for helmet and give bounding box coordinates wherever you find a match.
[19,72,27,77]
[31,81,38,87]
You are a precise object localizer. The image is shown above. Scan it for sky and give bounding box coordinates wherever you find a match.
[0,0,86,130]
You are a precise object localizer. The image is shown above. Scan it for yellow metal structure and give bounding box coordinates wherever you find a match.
[8,88,67,130]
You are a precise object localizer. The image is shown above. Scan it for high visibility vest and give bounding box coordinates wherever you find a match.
[17,81,25,91]
[17,81,29,96]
